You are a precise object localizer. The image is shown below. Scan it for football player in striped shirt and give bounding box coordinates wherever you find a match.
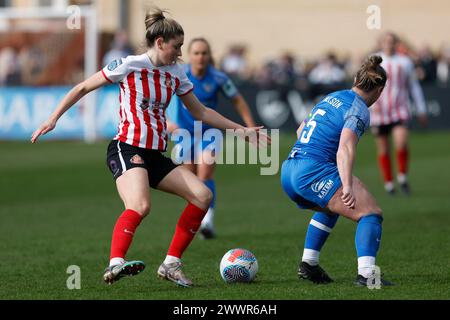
[371,32,428,195]
[31,7,268,288]
[167,38,257,239]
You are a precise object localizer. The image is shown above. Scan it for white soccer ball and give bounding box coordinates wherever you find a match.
[220,248,258,283]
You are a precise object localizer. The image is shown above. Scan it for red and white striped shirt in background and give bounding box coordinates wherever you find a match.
[370,53,427,126]
[102,54,194,150]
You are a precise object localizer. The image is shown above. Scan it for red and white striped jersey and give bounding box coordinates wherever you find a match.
[102,54,194,150]
[370,53,426,126]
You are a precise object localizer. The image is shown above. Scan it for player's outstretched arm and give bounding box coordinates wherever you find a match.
[180,92,270,147]
[231,95,256,127]
[336,128,358,209]
[31,71,109,143]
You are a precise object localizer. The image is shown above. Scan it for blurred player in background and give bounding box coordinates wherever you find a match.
[31,7,267,288]
[371,32,428,195]
[281,56,393,286]
[167,38,257,239]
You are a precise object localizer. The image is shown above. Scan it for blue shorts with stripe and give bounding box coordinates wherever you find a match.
[281,157,342,209]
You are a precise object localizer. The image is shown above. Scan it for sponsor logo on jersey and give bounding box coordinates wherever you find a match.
[165,78,172,88]
[311,179,334,199]
[130,154,144,165]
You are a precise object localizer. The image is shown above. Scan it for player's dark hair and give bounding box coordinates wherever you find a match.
[188,37,215,66]
[353,55,387,92]
[145,7,184,48]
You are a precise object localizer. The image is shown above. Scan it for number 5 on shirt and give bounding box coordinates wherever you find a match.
[300,109,326,144]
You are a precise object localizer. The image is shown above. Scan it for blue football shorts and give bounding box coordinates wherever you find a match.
[172,131,223,164]
[281,157,342,209]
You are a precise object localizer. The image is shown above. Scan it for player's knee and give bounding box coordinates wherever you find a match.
[373,206,382,216]
[200,187,213,207]
[356,208,382,221]
[128,201,151,218]
[198,171,214,180]
[191,186,213,209]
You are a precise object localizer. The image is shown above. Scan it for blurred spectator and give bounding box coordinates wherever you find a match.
[1,27,448,91]
[308,53,346,98]
[343,53,365,81]
[307,52,346,97]
[220,44,250,80]
[416,45,437,84]
[102,30,134,67]
[271,52,300,86]
[19,46,45,86]
[436,44,450,86]
[0,47,22,86]
[252,60,274,88]
[254,52,308,91]
[308,52,346,86]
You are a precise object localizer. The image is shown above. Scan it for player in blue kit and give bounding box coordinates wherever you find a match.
[167,38,256,239]
[281,56,394,286]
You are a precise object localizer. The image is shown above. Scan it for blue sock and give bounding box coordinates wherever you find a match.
[355,214,383,277]
[203,179,216,209]
[302,212,339,265]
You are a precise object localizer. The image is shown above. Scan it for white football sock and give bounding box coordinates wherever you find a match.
[109,257,125,267]
[397,173,407,184]
[384,181,394,192]
[302,249,320,266]
[201,208,215,229]
[358,256,376,278]
[164,255,181,265]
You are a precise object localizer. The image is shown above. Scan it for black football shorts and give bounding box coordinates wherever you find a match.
[371,120,408,137]
[106,140,178,188]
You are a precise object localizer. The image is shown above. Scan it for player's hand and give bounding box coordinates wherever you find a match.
[417,113,428,128]
[31,118,56,143]
[341,185,356,209]
[166,120,179,134]
[240,126,271,148]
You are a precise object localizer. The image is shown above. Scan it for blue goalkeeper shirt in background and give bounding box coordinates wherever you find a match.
[167,64,239,132]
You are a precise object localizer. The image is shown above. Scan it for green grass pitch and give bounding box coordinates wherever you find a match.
[0,131,449,299]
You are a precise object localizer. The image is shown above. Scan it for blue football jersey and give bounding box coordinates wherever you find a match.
[167,64,239,132]
[289,90,370,163]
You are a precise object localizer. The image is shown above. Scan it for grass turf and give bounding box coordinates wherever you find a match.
[0,131,449,299]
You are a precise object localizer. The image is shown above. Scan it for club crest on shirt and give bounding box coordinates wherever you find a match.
[140,97,150,110]
[203,83,213,93]
[130,154,144,165]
